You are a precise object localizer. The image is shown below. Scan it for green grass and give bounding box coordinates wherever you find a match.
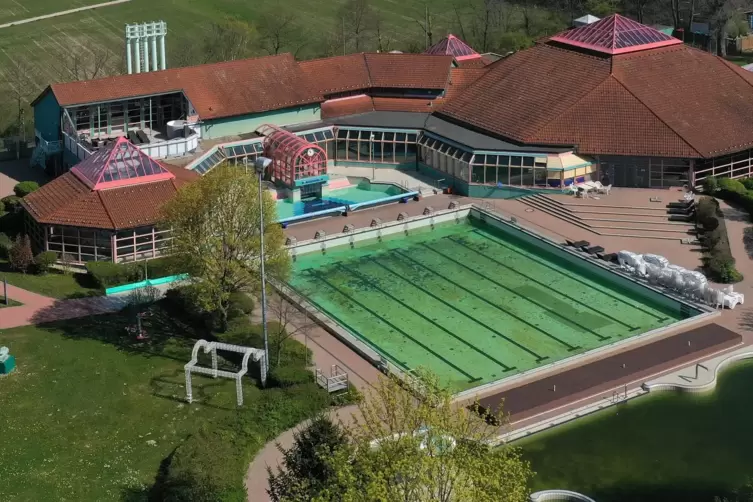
[0,259,101,299]
[517,360,753,502]
[725,54,753,66]
[0,297,21,307]
[0,0,105,23]
[0,304,329,501]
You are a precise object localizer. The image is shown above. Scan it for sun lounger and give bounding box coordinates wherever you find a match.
[127,130,141,144]
[136,130,150,144]
[586,245,605,255]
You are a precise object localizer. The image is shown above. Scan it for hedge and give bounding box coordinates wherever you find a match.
[33,251,57,274]
[13,181,39,197]
[86,255,186,289]
[696,196,742,283]
[0,232,11,259]
[269,364,315,388]
[1,195,21,213]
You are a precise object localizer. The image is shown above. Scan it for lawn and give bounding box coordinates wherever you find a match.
[517,360,753,502]
[0,259,101,299]
[0,0,105,24]
[0,297,21,307]
[0,303,330,501]
[725,54,753,66]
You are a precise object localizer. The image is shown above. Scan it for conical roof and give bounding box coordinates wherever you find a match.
[551,14,682,55]
[71,136,174,190]
[425,34,480,61]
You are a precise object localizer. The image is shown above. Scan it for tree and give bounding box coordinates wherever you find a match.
[9,235,33,274]
[414,2,439,50]
[258,6,305,56]
[268,414,349,501]
[315,369,533,502]
[203,19,258,63]
[53,46,120,81]
[373,10,397,52]
[339,0,374,52]
[161,163,290,332]
[584,0,621,17]
[267,293,316,367]
[0,56,35,151]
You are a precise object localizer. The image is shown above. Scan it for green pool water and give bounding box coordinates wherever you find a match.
[275,182,405,220]
[517,360,753,502]
[289,219,686,392]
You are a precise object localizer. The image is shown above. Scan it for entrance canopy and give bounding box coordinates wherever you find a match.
[258,124,327,188]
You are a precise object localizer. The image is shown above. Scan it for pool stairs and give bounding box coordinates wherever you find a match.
[518,193,696,241]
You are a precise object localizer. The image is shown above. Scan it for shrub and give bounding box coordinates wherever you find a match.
[33,251,57,274]
[0,199,4,214]
[269,364,314,388]
[86,261,141,288]
[702,176,719,194]
[0,232,11,259]
[696,198,743,283]
[718,177,747,195]
[13,181,39,197]
[144,255,185,279]
[227,292,254,320]
[742,178,753,191]
[1,195,21,213]
[8,235,33,273]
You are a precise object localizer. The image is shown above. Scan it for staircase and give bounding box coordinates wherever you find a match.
[518,193,696,241]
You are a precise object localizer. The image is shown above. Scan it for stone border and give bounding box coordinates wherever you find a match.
[530,490,596,502]
[643,346,753,393]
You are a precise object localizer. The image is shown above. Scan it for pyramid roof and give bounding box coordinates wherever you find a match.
[425,34,480,61]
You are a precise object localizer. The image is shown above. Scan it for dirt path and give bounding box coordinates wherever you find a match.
[0,0,131,30]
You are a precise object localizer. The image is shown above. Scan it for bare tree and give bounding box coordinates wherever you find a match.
[0,57,35,148]
[373,10,396,52]
[203,19,258,63]
[267,294,316,367]
[258,8,306,57]
[414,2,439,49]
[339,0,374,52]
[454,0,508,53]
[54,46,119,81]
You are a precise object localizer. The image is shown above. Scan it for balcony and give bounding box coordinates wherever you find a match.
[63,125,200,163]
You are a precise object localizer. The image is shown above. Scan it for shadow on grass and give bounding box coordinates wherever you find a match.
[150,370,238,411]
[589,482,728,502]
[30,300,211,362]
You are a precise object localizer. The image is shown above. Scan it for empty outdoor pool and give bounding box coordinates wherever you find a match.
[288,218,692,391]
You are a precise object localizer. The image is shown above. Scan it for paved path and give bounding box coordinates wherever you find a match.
[0,284,125,329]
[0,0,131,29]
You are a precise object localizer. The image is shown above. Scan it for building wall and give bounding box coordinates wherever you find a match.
[34,91,61,142]
[200,104,321,139]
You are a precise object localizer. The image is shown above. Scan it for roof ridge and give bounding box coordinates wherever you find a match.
[97,190,118,229]
[362,53,374,88]
[609,74,702,157]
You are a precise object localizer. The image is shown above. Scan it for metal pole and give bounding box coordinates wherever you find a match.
[126,40,133,74]
[258,170,269,383]
[160,34,166,70]
[151,33,158,72]
[134,39,141,73]
[4,278,8,305]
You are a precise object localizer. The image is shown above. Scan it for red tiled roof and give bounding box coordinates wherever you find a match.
[321,95,374,119]
[438,41,753,158]
[425,34,480,60]
[21,165,195,230]
[372,97,435,112]
[300,53,454,96]
[41,54,322,120]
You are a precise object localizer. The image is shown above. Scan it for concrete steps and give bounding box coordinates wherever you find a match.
[518,193,696,241]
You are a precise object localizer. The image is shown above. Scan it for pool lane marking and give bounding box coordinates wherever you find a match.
[307,269,479,382]
[287,280,411,370]
[411,245,581,352]
[393,249,566,359]
[338,262,515,373]
[471,230,669,322]
[448,235,637,331]
[370,256,534,369]
[445,237,622,338]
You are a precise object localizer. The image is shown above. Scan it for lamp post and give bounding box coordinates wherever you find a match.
[370,133,376,180]
[254,156,273,380]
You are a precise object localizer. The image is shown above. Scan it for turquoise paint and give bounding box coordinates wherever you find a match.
[334,161,416,170]
[201,105,320,139]
[467,184,549,199]
[33,91,61,142]
[104,274,188,296]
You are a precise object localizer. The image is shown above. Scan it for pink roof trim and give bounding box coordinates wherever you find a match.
[71,136,174,191]
[550,14,681,55]
[425,34,481,60]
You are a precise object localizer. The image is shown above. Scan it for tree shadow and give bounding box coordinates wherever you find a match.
[744,227,753,260]
[149,369,238,412]
[119,486,149,502]
[589,480,729,502]
[738,309,753,333]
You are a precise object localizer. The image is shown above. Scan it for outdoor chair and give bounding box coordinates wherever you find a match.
[136,130,150,144]
[597,184,612,195]
[563,184,578,195]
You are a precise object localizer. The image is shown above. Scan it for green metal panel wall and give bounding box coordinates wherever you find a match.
[33,91,61,142]
[200,105,320,139]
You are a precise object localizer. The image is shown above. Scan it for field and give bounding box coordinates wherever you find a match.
[289,220,683,391]
[0,0,462,123]
[0,305,328,501]
[518,360,753,502]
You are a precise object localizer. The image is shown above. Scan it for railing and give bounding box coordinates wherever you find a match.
[316,364,349,393]
[63,130,199,161]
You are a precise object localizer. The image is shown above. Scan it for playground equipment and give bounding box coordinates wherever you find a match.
[315,364,349,393]
[0,346,15,375]
[125,310,152,340]
[184,340,267,406]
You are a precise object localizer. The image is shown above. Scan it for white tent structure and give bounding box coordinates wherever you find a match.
[184,339,267,406]
[573,14,600,27]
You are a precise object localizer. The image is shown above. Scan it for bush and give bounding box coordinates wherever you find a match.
[145,255,185,279]
[269,364,314,388]
[227,292,254,320]
[8,235,33,273]
[742,178,753,191]
[0,232,11,259]
[86,261,142,288]
[1,195,21,213]
[696,197,743,283]
[13,181,39,197]
[33,251,57,274]
[718,177,747,195]
[0,199,4,214]
[702,176,719,194]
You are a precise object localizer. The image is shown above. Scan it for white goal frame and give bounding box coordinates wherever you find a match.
[184,339,267,406]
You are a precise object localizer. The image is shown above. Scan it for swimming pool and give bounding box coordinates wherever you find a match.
[275,181,406,220]
[288,214,698,392]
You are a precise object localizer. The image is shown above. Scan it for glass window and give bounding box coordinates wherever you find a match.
[406,143,417,161]
[485,166,496,185]
[472,165,484,183]
[446,147,457,158]
[304,133,315,142]
[326,141,335,160]
[314,131,325,142]
[382,142,394,163]
[510,156,522,167]
[509,167,521,184]
[521,167,534,185]
[324,129,334,139]
[395,143,408,163]
[383,132,394,141]
[475,155,486,165]
[496,155,509,166]
[347,130,359,139]
[407,133,417,142]
[359,139,371,160]
[395,133,406,142]
[486,155,498,166]
[371,131,383,141]
[534,168,547,186]
[497,166,510,185]
[523,156,535,167]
